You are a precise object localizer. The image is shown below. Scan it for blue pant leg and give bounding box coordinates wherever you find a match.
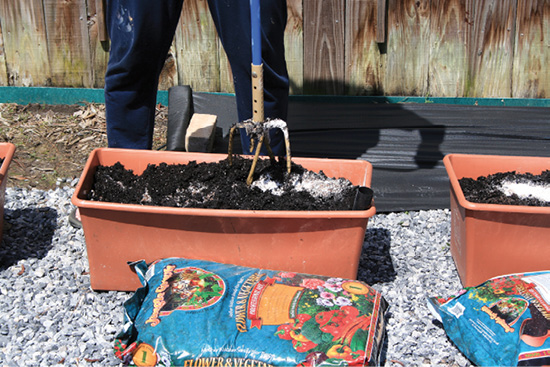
[208,0,289,155]
[105,0,184,149]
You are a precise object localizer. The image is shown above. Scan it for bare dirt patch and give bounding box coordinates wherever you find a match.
[0,103,168,190]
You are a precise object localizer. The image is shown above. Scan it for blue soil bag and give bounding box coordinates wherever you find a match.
[114,258,388,366]
[428,271,550,366]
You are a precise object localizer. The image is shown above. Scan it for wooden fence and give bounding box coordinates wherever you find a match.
[0,0,549,98]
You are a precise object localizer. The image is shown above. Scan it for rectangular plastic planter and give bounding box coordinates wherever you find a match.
[444,153,550,287]
[72,148,376,291]
[0,143,15,242]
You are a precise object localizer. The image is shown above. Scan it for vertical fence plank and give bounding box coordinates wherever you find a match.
[87,0,108,88]
[217,43,233,93]
[174,0,221,92]
[94,0,107,42]
[43,0,92,87]
[467,0,517,97]
[513,0,550,98]
[303,0,345,94]
[345,0,383,95]
[0,0,50,86]
[0,20,7,86]
[385,0,431,96]
[286,0,304,94]
[158,43,179,91]
[428,0,470,97]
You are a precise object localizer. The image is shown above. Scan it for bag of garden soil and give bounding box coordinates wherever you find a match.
[114,258,388,366]
[427,271,550,366]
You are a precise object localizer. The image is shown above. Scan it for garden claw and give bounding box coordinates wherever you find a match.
[228,118,292,185]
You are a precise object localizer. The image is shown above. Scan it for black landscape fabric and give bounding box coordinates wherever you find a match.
[191,92,550,213]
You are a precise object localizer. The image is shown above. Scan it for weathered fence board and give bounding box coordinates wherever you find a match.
[428,0,470,97]
[43,0,92,87]
[513,0,550,98]
[303,0,346,94]
[345,0,383,95]
[467,0,517,97]
[385,0,431,96]
[217,41,233,93]
[286,0,304,94]
[158,44,179,91]
[173,0,219,92]
[94,0,107,42]
[87,0,109,88]
[0,19,7,86]
[0,0,50,86]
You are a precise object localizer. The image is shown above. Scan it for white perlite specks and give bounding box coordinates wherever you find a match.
[500,179,550,204]
[251,170,354,199]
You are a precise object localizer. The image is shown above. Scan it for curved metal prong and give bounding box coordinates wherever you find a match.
[246,134,264,186]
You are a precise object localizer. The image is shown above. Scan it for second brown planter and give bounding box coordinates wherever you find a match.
[72,148,376,291]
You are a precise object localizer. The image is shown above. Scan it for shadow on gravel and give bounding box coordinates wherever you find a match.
[357,227,397,285]
[357,227,394,366]
[0,208,57,270]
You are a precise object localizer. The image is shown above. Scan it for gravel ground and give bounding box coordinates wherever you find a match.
[0,182,473,366]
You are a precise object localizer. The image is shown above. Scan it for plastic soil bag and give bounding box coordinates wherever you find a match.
[114,258,388,366]
[428,271,550,366]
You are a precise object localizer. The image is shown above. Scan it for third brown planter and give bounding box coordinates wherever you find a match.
[444,153,550,287]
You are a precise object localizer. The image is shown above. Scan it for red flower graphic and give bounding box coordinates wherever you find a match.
[301,278,325,290]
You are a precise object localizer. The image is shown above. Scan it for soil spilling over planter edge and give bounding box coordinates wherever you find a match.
[88,156,366,211]
[459,170,550,206]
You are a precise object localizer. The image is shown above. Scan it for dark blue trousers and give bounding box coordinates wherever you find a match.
[105,0,289,155]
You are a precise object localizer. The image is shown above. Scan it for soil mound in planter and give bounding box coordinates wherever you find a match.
[459,170,550,206]
[88,156,364,211]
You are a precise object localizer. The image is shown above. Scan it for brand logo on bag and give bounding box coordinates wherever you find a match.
[146,265,225,326]
[235,273,263,332]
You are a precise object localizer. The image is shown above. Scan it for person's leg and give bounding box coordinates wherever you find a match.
[207,0,289,155]
[69,0,184,229]
[105,0,184,149]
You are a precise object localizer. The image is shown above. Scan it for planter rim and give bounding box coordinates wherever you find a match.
[71,198,377,218]
[443,153,550,214]
[71,148,376,218]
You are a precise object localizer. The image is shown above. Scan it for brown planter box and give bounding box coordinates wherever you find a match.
[0,143,15,242]
[72,148,376,291]
[444,153,550,287]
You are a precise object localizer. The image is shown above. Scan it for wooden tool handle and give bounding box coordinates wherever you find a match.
[252,63,264,123]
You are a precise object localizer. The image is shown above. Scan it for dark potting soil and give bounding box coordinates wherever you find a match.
[88,156,365,211]
[459,170,550,207]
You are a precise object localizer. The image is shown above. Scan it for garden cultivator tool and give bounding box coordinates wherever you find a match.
[228,0,291,185]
